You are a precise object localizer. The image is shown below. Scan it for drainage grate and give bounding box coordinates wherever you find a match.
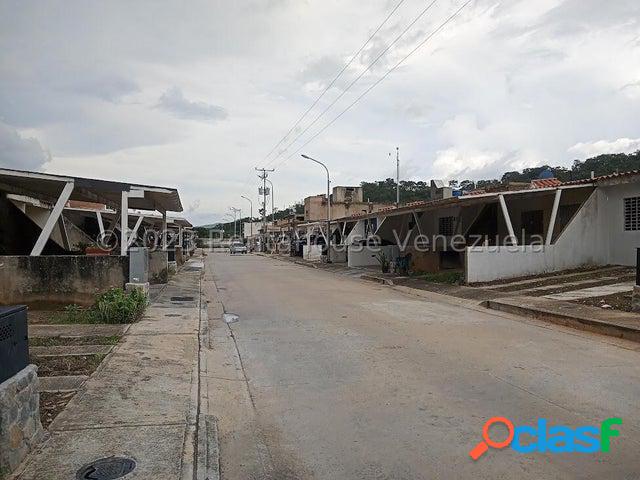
[170,296,195,302]
[76,457,136,480]
[165,313,182,317]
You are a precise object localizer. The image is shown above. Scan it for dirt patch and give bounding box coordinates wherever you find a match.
[29,335,120,347]
[28,310,64,325]
[499,271,634,293]
[471,266,621,288]
[572,291,633,312]
[39,391,76,429]
[32,354,105,377]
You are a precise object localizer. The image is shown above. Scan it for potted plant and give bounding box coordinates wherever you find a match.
[376,251,390,274]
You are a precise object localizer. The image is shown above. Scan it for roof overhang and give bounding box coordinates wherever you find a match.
[333,183,596,222]
[0,168,183,213]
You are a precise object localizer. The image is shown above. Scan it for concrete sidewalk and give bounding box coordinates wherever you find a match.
[12,260,206,480]
[485,295,640,342]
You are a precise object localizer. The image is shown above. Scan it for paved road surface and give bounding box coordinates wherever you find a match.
[203,253,640,480]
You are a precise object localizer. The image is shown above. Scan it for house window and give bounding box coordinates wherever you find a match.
[624,197,640,231]
[439,216,456,236]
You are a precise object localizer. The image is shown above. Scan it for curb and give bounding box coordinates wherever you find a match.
[360,274,394,286]
[294,260,318,269]
[484,299,640,343]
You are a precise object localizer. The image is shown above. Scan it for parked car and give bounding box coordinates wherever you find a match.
[229,241,248,254]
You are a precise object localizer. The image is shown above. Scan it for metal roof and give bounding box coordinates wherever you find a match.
[0,168,183,212]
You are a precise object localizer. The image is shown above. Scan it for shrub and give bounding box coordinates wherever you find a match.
[58,288,147,325]
[376,251,391,273]
[92,288,147,324]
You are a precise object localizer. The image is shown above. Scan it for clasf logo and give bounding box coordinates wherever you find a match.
[469,417,622,460]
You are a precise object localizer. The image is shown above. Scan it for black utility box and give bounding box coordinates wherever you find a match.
[0,305,29,384]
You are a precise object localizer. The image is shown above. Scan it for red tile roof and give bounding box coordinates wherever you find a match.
[561,170,640,186]
[531,178,562,189]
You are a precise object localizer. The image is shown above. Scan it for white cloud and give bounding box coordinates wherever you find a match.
[158,87,228,123]
[568,138,640,158]
[0,123,50,170]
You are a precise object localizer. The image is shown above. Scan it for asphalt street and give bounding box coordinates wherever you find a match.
[204,253,640,480]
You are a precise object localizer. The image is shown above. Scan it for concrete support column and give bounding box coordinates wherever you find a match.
[498,194,517,246]
[161,210,168,251]
[546,189,563,245]
[120,191,129,256]
[31,181,74,256]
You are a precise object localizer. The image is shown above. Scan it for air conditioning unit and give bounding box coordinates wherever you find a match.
[0,306,29,384]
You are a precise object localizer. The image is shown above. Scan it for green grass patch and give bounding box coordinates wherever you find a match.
[54,288,147,325]
[415,271,464,284]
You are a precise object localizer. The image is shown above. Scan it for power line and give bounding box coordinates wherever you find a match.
[272,0,473,170]
[263,0,439,168]
[261,0,408,165]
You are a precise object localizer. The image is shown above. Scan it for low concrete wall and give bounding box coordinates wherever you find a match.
[348,245,400,268]
[328,246,347,263]
[149,251,169,284]
[303,245,323,262]
[0,365,44,473]
[175,247,184,266]
[0,255,128,307]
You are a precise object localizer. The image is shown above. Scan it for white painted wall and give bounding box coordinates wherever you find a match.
[466,190,607,282]
[348,245,400,268]
[303,245,323,261]
[328,246,347,263]
[599,183,640,265]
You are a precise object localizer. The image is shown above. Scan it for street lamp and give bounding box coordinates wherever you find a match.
[301,154,332,263]
[240,195,253,238]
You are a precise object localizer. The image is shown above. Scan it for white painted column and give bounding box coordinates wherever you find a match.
[546,189,563,245]
[120,191,129,256]
[498,194,518,246]
[161,210,168,251]
[31,181,74,256]
[178,226,184,249]
[96,211,105,235]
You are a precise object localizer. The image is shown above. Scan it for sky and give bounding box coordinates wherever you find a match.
[0,0,639,225]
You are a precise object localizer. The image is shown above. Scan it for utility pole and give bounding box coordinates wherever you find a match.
[396,146,400,207]
[266,178,275,225]
[229,207,241,239]
[241,195,253,240]
[255,167,275,252]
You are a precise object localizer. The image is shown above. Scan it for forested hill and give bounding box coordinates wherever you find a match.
[361,151,640,203]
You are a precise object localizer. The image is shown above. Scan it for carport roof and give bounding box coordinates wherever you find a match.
[0,168,183,212]
[333,182,595,223]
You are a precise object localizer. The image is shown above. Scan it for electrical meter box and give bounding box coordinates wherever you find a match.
[0,305,29,384]
[129,247,149,284]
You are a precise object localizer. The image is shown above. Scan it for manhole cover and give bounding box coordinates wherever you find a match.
[170,296,195,302]
[76,457,136,480]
